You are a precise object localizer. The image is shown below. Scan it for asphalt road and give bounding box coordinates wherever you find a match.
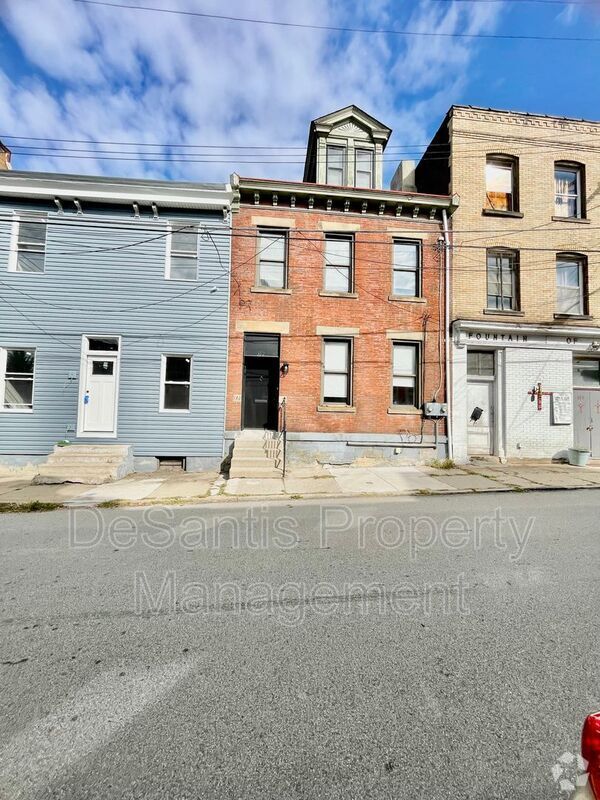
[1,490,599,800]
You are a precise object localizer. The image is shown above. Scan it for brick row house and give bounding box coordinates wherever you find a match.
[225,107,456,469]
[417,105,600,462]
[2,102,599,477]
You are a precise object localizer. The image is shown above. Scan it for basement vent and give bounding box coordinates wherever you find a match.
[157,457,185,471]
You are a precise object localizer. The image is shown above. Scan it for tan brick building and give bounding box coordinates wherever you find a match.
[417,105,600,462]
[226,107,456,467]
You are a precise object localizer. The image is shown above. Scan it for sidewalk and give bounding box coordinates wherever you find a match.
[2,458,600,510]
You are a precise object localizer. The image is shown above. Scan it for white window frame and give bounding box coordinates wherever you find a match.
[0,346,36,413]
[321,338,352,406]
[391,342,420,408]
[556,255,585,316]
[355,148,374,189]
[160,353,193,413]
[165,222,199,281]
[326,145,347,186]
[323,233,353,294]
[76,335,122,438]
[392,240,421,298]
[8,213,47,274]
[256,227,288,289]
[554,163,582,219]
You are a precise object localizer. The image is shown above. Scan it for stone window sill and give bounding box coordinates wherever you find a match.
[250,286,292,294]
[318,291,358,299]
[317,404,356,413]
[483,309,525,317]
[551,216,590,224]
[388,295,426,304]
[481,209,524,219]
[553,313,593,320]
[387,406,422,416]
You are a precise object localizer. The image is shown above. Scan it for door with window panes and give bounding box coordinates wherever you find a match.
[467,350,495,455]
[573,358,600,457]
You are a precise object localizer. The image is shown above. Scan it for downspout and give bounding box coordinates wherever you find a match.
[442,208,453,460]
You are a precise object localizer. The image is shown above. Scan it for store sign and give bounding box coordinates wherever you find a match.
[552,392,573,425]
[459,329,589,349]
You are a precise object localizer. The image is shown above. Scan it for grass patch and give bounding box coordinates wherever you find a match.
[416,488,433,496]
[0,500,63,513]
[289,494,303,500]
[97,500,122,509]
[429,458,456,470]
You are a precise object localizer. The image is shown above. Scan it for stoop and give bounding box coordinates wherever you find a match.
[33,444,135,485]
[229,430,283,479]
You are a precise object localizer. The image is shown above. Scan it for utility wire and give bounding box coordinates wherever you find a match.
[73,0,600,43]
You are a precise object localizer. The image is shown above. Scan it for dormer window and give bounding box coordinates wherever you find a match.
[355,149,374,189]
[326,145,346,185]
[303,106,392,190]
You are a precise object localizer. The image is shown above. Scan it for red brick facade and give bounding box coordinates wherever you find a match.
[226,185,450,445]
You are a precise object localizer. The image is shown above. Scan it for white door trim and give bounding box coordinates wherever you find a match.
[76,335,121,438]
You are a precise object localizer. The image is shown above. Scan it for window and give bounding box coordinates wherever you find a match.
[1,349,35,411]
[88,337,119,352]
[487,249,519,311]
[485,156,517,212]
[167,223,198,280]
[573,358,600,387]
[355,149,374,189]
[393,240,420,297]
[324,234,353,293]
[10,216,47,273]
[555,163,583,218]
[467,350,495,378]
[556,254,586,315]
[161,355,192,412]
[326,145,346,185]
[322,339,351,405]
[257,228,287,288]
[392,343,419,407]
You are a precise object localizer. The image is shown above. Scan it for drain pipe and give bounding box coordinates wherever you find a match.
[442,208,453,460]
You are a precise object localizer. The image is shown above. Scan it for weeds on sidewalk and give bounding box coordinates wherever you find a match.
[430,458,456,470]
[0,501,63,513]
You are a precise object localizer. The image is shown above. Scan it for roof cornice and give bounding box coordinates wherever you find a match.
[0,171,234,209]
[235,174,456,210]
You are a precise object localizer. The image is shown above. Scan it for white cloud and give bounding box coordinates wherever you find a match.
[0,0,505,183]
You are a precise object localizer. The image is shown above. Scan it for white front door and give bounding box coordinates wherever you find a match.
[467,380,494,455]
[82,355,118,434]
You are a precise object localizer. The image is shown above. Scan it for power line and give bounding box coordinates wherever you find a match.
[73,0,600,43]
[2,213,600,240]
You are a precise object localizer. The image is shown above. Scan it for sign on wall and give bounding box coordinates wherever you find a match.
[552,392,573,425]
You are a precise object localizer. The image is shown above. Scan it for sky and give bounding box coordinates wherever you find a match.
[0,0,599,186]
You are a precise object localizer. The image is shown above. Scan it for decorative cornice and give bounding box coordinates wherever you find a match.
[451,106,600,136]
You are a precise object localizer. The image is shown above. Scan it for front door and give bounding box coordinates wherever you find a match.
[82,355,118,434]
[467,380,495,455]
[242,333,280,430]
[243,361,279,429]
[573,389,600,456]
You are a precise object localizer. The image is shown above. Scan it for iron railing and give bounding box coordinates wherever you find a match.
[275,397,287,477]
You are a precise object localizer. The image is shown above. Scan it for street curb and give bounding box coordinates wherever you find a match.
[3,481,600,513]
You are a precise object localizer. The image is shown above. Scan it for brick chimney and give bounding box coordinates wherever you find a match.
[0,142,12,170]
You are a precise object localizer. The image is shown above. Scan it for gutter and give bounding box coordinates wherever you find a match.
[442,208,453,460]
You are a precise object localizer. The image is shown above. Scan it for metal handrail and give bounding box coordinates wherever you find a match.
[276,397,287,477]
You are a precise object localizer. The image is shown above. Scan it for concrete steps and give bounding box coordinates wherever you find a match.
[33,444,135,485]
[229,430,282,479]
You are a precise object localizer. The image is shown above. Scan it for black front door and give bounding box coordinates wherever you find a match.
[242,334,281,430]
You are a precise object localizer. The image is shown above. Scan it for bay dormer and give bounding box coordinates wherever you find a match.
[303,105,392,190]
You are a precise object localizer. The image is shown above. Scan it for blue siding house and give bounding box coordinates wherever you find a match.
[0,170,235,472]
